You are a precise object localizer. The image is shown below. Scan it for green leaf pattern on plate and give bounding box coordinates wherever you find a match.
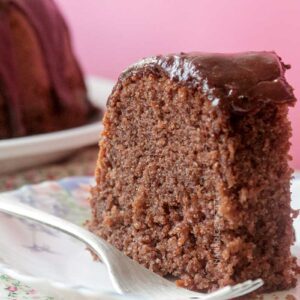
[0,274,54,300]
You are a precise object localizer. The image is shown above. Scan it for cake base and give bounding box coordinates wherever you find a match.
[88,52,299,294]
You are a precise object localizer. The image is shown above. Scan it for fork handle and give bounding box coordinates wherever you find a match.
[0,195,123,293]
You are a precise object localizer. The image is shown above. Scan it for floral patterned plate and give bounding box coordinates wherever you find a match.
[0,176,299,300]
[0,177,137,300]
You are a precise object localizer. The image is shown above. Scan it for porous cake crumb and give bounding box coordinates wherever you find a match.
[88,52,298,293]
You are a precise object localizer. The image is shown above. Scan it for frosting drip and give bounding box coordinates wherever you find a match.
[121,52,296,113]
[0,0,81,136]
[0,2,24,135]
[12,0,74,107]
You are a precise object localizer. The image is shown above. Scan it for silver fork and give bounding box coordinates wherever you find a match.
[0,197,263,300]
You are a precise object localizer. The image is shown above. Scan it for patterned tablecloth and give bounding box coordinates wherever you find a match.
[0,146,98,193]
[0,146,98,300]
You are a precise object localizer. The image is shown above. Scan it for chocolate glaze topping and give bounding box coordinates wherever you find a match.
[121,52,296,113]
[0,1,24,136]
[0,0,85,136]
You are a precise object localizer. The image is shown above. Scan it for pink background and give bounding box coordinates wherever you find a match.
[56,0,300,168]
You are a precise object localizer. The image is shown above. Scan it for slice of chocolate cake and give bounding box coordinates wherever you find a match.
[88,52,298,293]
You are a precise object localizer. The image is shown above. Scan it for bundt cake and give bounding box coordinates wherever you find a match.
[0,0,98,139]
[88,52,299,294]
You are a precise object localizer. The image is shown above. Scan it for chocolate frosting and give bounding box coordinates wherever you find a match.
[0,3,24,136]
[121,52,296,113]
[0,0,85,136]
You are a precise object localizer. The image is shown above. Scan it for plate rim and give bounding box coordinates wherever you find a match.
[0,176,110,299]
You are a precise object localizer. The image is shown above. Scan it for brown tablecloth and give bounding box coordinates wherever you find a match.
[0,146,98,192]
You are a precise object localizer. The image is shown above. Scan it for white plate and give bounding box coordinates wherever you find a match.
[0,176,299,300]
[0,76,114,175]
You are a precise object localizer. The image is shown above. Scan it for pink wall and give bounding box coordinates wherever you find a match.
[56,0,300,168]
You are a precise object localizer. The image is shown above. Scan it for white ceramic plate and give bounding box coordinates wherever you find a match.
[0,76,114,175]
[0,176,299,300]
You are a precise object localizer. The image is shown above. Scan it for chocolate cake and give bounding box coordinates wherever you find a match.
[0,0,98,139]
[88,52,298,293]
